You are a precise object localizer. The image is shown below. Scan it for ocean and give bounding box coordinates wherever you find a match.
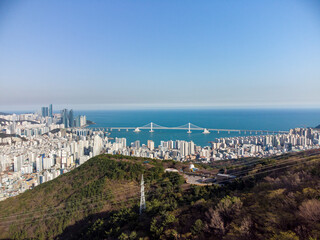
[74,109,320,147]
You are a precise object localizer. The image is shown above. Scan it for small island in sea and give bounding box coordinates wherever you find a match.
[86,120,96,126]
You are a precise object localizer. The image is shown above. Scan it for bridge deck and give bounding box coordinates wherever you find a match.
[89,127,288,133]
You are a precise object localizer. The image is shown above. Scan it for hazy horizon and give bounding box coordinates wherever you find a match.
[2,103,320,113]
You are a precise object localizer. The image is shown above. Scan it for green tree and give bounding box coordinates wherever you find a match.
[118,232,129,240]
[150,218,164,238]
[270,231,299,240]
[191,219,204,235]
[129,231,137,240]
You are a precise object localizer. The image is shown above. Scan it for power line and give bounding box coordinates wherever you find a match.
[0,180,178,224]
[0,190,143,225]
[210,151,318,172]
[0,185,140,220]
[224,155,317,177]
[0,174,184,220]
[0,188,166,226]
[0,182,187,226]
[0,176,180,220]
[0,194,141,226]
[218,157,319,184]
[183,155,317,185]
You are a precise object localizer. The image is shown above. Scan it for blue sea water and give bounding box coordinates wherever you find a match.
[74,109,320,147]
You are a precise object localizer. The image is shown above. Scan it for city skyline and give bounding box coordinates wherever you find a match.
[1,0,320,109]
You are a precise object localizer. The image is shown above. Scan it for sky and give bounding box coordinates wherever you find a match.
[0,0,320,111]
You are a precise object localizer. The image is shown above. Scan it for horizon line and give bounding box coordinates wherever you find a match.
[1,103,320,113]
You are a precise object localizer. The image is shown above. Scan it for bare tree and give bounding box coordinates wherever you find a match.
[205,197,243,237]
[298,199,320,224]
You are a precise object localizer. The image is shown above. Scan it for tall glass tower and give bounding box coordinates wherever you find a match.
[61,109,69,128]
[41,107,49,117]
[68,110,74,128]
[49,104,53,117]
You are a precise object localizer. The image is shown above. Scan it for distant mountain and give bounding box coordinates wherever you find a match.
[316,124,320,129]
[0,151,320,239]
[0,112,9,115]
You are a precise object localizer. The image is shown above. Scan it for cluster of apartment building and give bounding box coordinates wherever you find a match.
[0,107,91,200]
[0,128,105,201]
[0,105,87,137]
[105,128,320,162]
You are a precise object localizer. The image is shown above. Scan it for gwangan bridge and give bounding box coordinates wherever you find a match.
[90,122,288,135]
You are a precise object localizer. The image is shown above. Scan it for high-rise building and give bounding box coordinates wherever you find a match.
[75,116,81,127]
[121,138,127,148]
[49,104,53,117]
[41,107,49,117]
[13,156,22,172]
[74,115,86,127]
[68,110,74,128]
[81,115,86,126]
[134,140,140,149]
[61,109,69,128]
[190,141,195,155]
[147,140,154,151]
[93,135,103,156]
[180,141,185,156]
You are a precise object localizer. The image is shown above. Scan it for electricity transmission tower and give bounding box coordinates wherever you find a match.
[139,174,146,215]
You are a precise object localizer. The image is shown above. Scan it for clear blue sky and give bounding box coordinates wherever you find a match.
[0,0,320,110]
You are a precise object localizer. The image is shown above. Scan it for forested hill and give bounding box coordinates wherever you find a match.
[0,151,320,240]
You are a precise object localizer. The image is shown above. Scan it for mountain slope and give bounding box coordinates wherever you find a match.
[0,151,320,239]
[0,155,164,239]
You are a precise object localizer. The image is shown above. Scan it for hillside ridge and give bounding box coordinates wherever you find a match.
[0,151,319,239]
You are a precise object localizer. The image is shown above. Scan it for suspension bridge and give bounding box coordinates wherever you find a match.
[89,122,288,135]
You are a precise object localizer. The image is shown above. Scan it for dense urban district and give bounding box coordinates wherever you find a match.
[0,105,320,201]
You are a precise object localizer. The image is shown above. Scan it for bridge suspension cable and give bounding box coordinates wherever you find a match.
[89,121,288,134]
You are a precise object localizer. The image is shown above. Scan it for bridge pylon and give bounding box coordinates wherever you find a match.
[149,122,154,132]
[187,123,192,133]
